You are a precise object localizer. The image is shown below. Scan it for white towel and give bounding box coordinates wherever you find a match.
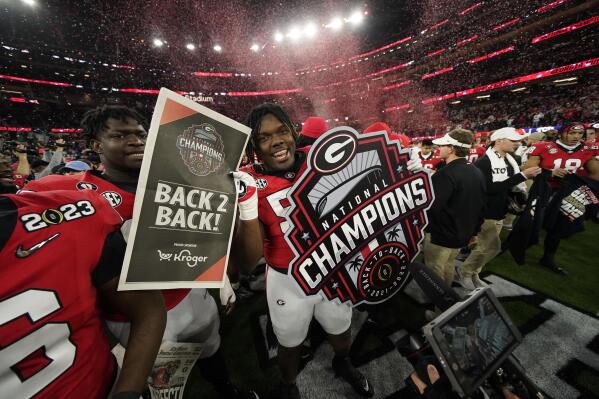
[486,148,527,191]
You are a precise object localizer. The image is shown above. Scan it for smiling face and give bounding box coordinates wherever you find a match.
[254,113,296,171]
[92,117,147,174]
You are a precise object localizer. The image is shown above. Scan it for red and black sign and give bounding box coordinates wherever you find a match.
[284,127,434,306]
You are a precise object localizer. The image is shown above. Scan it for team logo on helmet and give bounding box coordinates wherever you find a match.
[284,127,434,306]
[176,123,225,176]
[76,181,98,191]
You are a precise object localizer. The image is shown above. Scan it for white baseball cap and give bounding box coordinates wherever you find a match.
[490,127,524,142]
[432,133,472,148]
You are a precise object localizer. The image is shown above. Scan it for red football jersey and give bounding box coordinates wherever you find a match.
[0,190,119,398]
[241,149,309,273]
[466,146,485,164]
[22,171,190,317]
[529,140,596,186]
[419,152,444,171]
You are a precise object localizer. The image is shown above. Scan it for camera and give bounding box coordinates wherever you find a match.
[397,263,544,399]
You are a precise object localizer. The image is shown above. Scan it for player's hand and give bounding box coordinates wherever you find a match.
[469,235,478,248]
[230,171,258,220]
[14,144,27,155]
[521,166,542,179]
[409,364,441,395]
[407,149,423,172]
[219,274,236,315]
[501,386,522,399]
[551,167,567,178]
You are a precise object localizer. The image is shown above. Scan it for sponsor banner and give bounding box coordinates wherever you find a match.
[119,88,250,290]
[148,341,203,399]
[284,127,434,306]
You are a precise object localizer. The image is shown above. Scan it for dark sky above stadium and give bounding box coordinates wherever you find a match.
[0,0,424,69]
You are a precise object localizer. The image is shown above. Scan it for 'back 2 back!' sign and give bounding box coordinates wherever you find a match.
[285,127,434,306]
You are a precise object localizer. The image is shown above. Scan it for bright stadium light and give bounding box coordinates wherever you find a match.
[153,39,164,47]
[274,31,284,42]
[250,43,260,52]
[304,22,318,38]
[213,44,222,52]
[185,43,196,50]
[348,11,364,25]
[328,17,343,31]
[287,26,302,41]
[21,0,37,6]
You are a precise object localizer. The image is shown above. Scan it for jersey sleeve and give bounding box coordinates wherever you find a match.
[87,190,123,232]
[528,142,547,157]
[92,230,126,287]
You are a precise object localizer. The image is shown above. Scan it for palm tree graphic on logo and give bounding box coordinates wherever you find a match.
[347,256,363,273]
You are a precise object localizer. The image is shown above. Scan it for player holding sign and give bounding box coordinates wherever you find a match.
[232,104,373,399]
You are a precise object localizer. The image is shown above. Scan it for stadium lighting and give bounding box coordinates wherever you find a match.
[553,77,577,83]
[449,100,461,104]
[511,87,527,92]
[274,31,284,42]
[21,0,36,6]
[304,22,318,38]
[476,94,491,99]
[213,44,222,52]
[185,43,196,50]
[348,11,364,25]
[250,44,260,52]
[287,26,302,41]
[153,39,164,47]
[328,17,343,31]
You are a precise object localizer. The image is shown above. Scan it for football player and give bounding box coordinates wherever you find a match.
[232,103,375,399]
[524,123,599,188]
[22,105,258,399]
[0,189,165,398]
[466,138,486,164]
[523,123,599,274]
[418,139,445,172]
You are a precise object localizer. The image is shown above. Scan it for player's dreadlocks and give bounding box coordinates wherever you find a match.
[81,105,147,144]
[245,103,298,162]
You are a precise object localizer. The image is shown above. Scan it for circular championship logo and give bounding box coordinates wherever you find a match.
[101,191,123,208]
[41,208,64,225]
[176,123,225,177]
[76,181,98,191]
[312,132,357,174]
[358,242,410,302]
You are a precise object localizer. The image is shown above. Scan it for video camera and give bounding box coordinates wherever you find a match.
[397,262,544,399]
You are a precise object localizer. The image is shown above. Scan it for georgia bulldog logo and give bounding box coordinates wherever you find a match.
[284,127,434,306]
[176,123,225,176]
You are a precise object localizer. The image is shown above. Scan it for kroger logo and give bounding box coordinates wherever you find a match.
[157,249,208,268]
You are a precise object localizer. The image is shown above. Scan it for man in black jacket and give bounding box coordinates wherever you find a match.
[459,127,541,290]
[423,129,486,286]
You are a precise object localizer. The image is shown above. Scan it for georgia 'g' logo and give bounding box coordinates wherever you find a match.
[312,132,357,174]
[176,123,225,176]
[284,126,435,307]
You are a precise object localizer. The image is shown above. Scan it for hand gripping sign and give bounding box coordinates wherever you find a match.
[284,127,434,306]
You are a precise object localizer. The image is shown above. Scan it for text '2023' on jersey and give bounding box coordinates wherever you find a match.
[240,148,309,273]
[21,171,190,319]
[0,190,121,398]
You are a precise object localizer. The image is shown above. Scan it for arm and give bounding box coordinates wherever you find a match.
[36,140,65,179]
[230,217,264,273]
[475,157,528,194]
[522,155,540,170]
[585,158,599,180]
[15,144,30,177]
[99,279,166,395]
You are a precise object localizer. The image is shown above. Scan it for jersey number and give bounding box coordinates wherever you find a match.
[467,154,479,163]
[266,188,291,233]
[552,158,582,172]
[0,290,76,397]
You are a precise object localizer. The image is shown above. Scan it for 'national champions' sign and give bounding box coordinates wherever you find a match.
[284,127,434,306]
